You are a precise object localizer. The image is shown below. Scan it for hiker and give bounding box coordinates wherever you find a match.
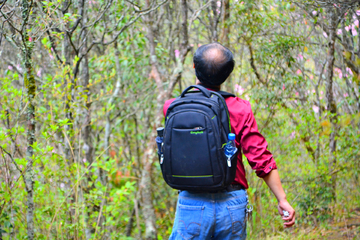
[162,42,295,239]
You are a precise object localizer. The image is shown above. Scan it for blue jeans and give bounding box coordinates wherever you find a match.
[169,189,248,240]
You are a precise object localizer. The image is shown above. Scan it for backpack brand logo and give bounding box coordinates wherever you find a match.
[190,131,204,135]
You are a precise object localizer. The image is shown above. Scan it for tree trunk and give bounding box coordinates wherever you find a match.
[140,0,190,239]
[60,0,73,164]
[63,12,75,165]
[21,1,36,239]
[78,4,97,238]
[220,0,230,46]
[325,7,338,202]
[103,42,122,184]
[220,0,232,91]
[140,1,163,238]
[81,56,93,171]
[210,0,219,42]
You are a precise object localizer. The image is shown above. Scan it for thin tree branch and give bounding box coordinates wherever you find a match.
[247,41,267,86]
[0,146,25,183]
[46,30,64,64]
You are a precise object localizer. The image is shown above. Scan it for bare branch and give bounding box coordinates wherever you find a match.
[0,146,25,182]
[3,58,23,77]
[0,0,7,10]
[124,0,141,10]
[69,0,85,34]
[83,0,113,29]
[188,0,211,34]
[247,41,267,86]
[0,7,21,34]
[60,0,71,14]
[20,0,33,34]
[46,30,64,64]
[84,0,168,57]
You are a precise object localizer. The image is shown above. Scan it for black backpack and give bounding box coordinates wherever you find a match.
[160,85,239,192]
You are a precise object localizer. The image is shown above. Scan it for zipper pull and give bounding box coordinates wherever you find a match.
[160,154,164,164]
[227,157,231,167]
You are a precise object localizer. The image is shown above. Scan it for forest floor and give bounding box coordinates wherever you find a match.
[257,208,360,240]
[307,207,360,240]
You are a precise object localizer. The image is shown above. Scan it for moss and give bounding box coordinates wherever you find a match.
[26,72,36,98]
[23,59,36,99]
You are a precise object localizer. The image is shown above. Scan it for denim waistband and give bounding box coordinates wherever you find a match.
[179,189,247,202]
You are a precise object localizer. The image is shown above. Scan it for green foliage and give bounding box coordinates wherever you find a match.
[1,0,360,239]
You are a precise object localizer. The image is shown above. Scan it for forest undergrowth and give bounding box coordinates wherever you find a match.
[1,0,360,239]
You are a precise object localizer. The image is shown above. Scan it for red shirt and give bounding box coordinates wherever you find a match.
[163,93,277,189]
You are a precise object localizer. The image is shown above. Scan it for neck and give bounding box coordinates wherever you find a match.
[196,79,221,91]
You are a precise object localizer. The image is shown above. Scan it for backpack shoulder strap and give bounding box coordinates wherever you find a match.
[217,90,235,98]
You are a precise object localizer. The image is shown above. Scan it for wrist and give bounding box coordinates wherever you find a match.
[277,195,287,203]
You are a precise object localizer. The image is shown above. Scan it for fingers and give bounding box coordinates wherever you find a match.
[284,216,295,227]
[282,210,295,228]
[277,201,296,227]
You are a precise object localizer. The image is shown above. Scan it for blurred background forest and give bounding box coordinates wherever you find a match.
[0,0,360,239]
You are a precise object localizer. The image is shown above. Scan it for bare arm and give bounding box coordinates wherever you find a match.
[263,169,296,227]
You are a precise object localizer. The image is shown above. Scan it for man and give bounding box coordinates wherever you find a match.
[163,43,295,239]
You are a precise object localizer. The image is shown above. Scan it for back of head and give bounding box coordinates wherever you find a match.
[193,43,235,86]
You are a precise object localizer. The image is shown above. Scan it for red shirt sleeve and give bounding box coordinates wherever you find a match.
[239,101,277,178]
[163,98,175,116]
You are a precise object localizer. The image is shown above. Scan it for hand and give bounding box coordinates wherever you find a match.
[278,200,295,228]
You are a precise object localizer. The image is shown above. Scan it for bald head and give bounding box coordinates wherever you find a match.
[193,43,235,86]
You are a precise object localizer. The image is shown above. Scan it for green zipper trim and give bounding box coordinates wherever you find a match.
[172,175,213,178]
